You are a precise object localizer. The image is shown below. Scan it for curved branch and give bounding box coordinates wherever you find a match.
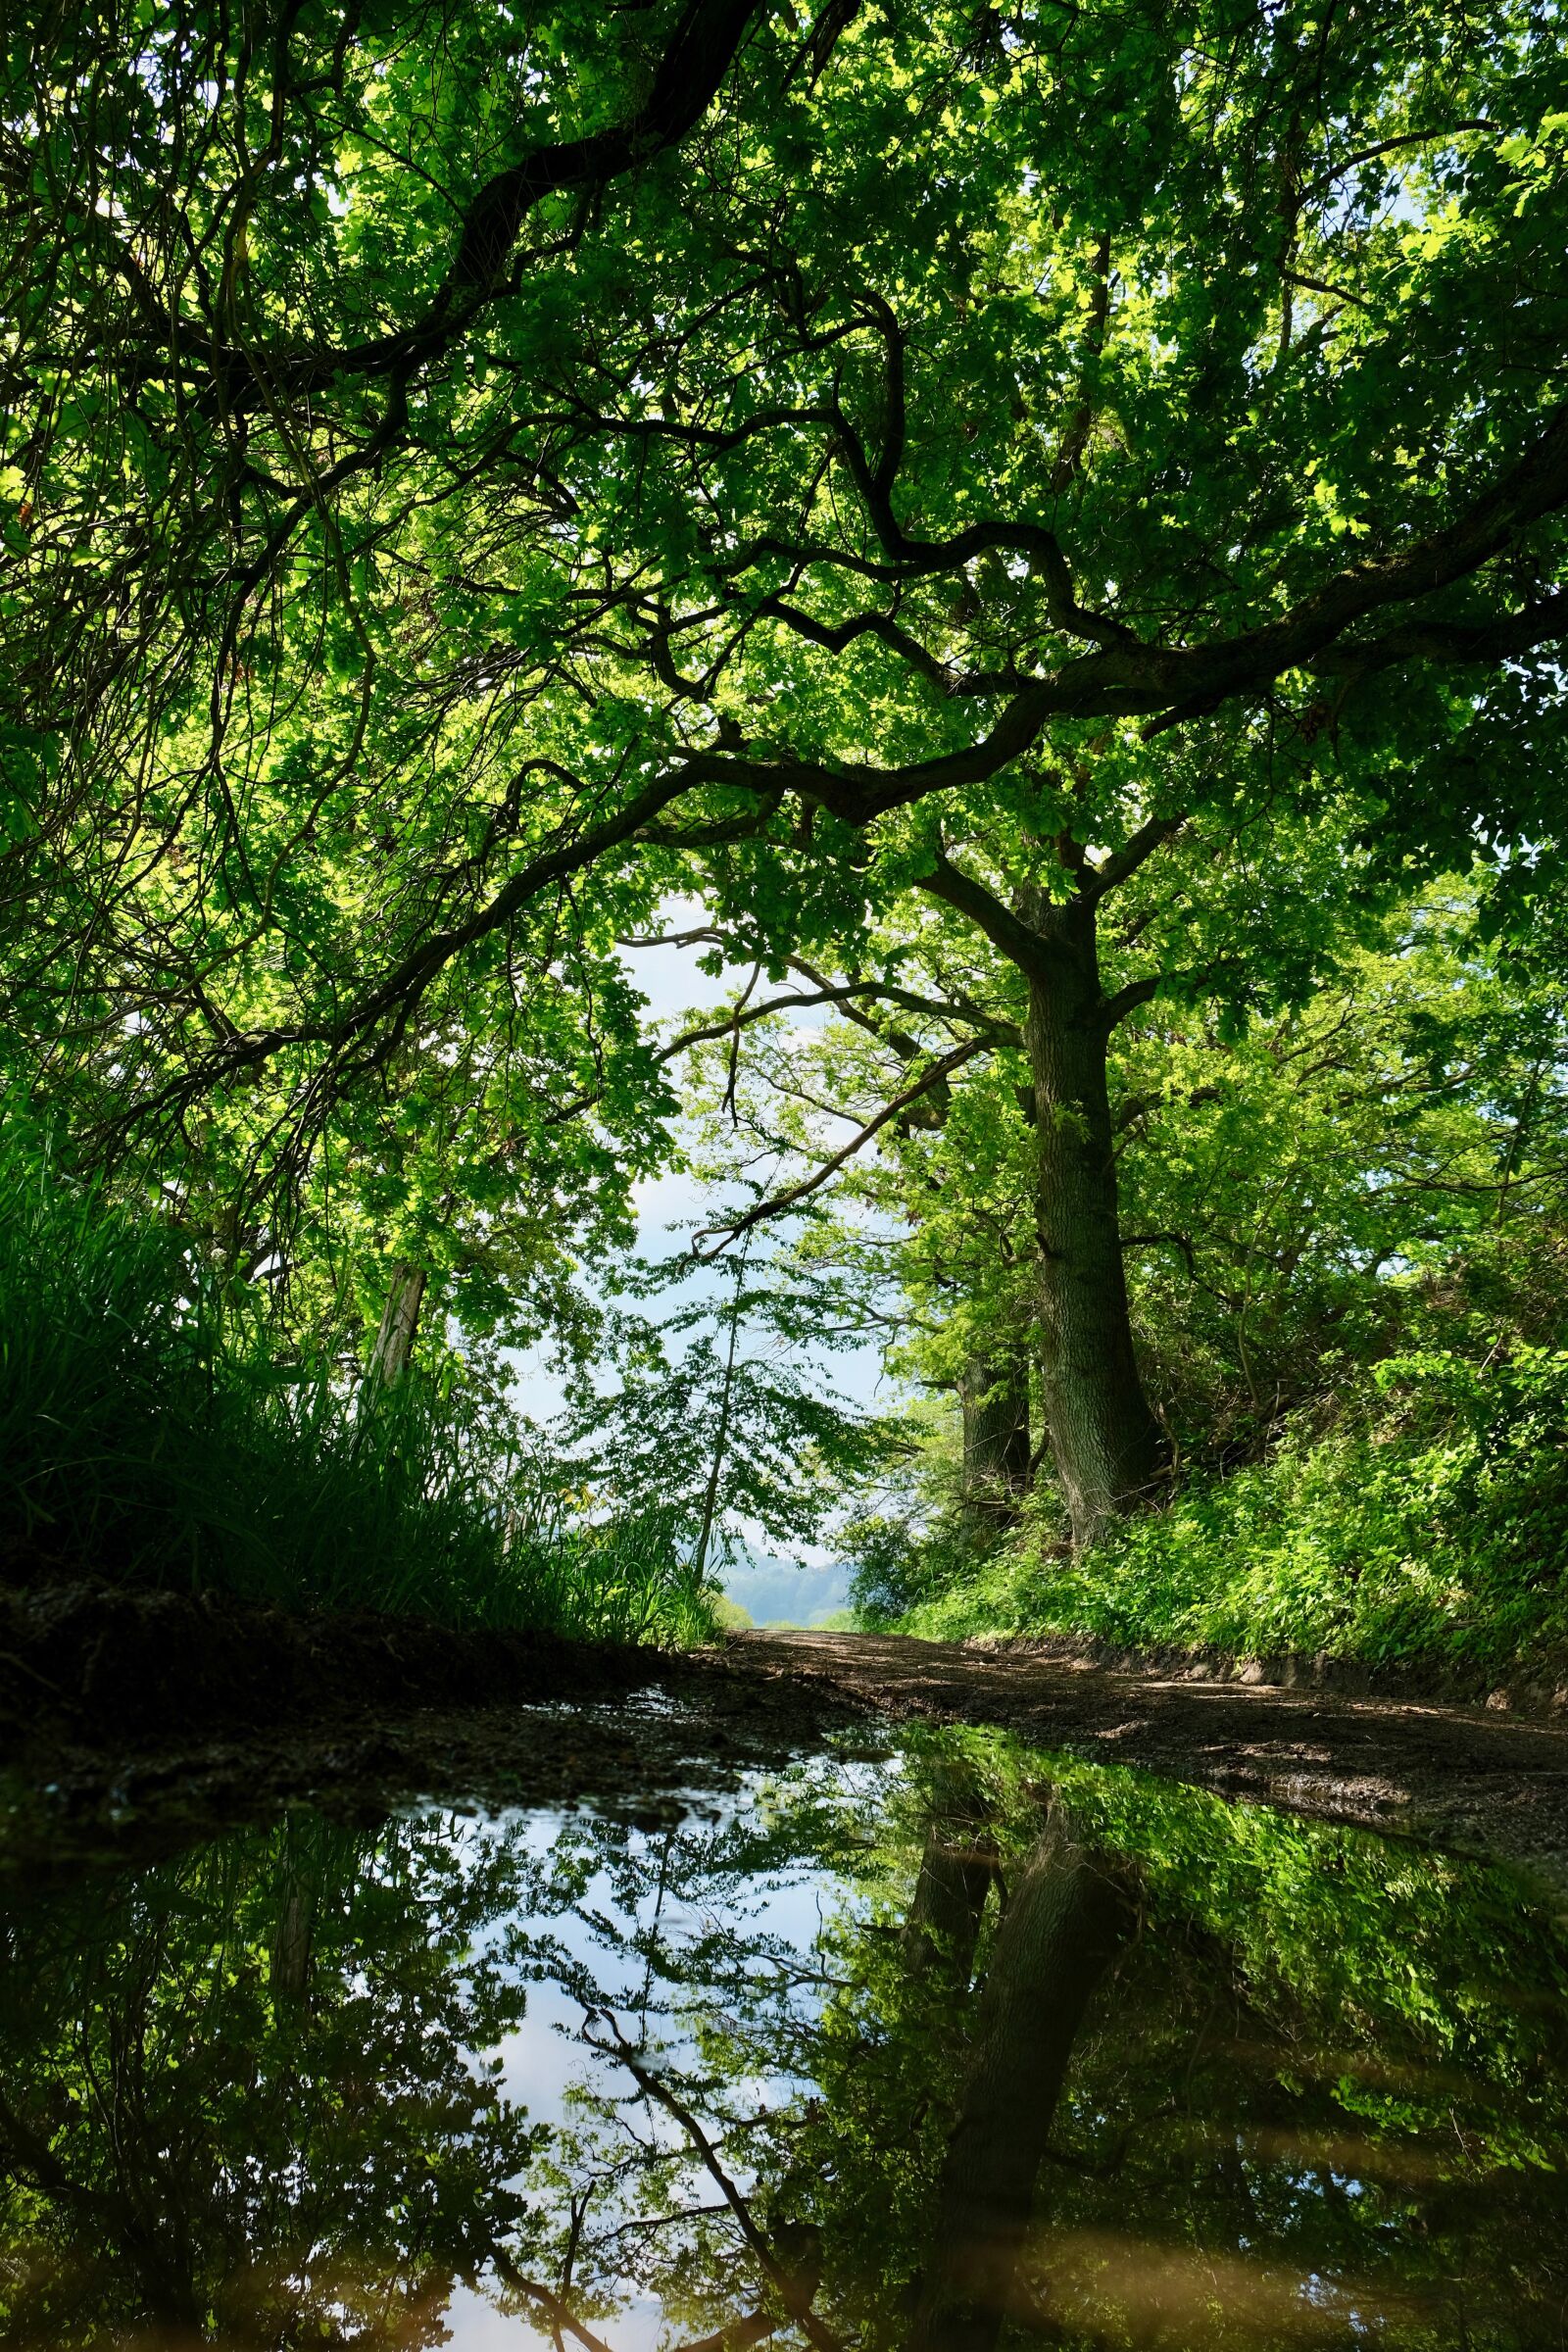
[782,954,1022,1051]
[1301,120,1494,204]
[672,2315,780,2352]
[158,0,771,411]
[657,975,1020,1066]
[681,411,1568,816]
[917,854,1054,981]
[1307,588,1568,677]
[694,1038,988,1254]
[103,416,1568,1126]
[490,2256,618,2352]
[118,770,696,1127]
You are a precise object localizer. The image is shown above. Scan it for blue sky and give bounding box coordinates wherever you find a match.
[504,903,892,1617]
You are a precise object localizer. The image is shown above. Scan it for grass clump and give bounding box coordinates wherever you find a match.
[0,1152,714,1646]
[885,1348,1568,1683]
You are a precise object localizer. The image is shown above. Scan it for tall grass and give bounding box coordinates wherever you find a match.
[0,1151,714,1644]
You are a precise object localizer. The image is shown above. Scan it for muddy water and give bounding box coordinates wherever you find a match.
[1,1711,1565,2349]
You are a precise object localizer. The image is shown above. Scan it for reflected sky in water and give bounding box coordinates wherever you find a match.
[1,1725,1564,2349]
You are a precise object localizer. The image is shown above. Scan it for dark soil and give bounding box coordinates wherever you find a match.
[7,1583,1568,1892]
[0,1578,868,1872]
[0,1574,660,1738]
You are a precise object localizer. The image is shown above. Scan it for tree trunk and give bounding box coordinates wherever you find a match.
[1025,899,1163,1545]
[692,1247,748,1586]
[270,1813,320,2007]
[959,1356,1032,1513]
[369,1261,425,1386]
[909,1809,1133,2352]
[904,1755,998,1985]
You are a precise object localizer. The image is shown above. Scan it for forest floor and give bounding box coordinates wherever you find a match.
[5,1588,1568,1891]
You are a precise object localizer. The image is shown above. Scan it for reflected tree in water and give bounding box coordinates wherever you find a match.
[0,1810,548,2344]
[1,1741,1565,2348]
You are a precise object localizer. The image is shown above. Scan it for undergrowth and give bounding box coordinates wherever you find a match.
[860,1351,1568,1685]
[0,1153,714,1646]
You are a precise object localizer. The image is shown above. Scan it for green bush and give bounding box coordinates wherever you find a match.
[0,1147,713,1645]
[898,1349,1568,1680]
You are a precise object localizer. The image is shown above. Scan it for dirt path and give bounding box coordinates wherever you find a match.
[8,1584,1568,1891]
[727,1628,1568,1888]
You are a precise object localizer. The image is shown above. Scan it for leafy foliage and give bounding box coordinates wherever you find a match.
[888,1348,1568,1682]
[2,0,1568,1638]
[558,1246,896,1578]
[0,1139,711,1641]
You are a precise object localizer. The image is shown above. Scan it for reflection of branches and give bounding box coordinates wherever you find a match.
[491,2253,617,2352]
[673,2313,782,2351]
[513,2268,781,2352]
[595,2201,733,2244]
[508,2226,780,2352]
[583,2009,847,2352]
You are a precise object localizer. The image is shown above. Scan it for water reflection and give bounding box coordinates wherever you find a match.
[1,1729,1563,2348]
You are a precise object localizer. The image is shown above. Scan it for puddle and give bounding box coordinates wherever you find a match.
[0,1721,1564,2346]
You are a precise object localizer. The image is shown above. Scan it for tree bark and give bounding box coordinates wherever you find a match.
[909,1810,1134,2352]
[959,1356,1032,1514]
[904,1755,998,1985]
[1025,898,1164,1546]
[369,1261,425,1386]
[270,1814,320,2007]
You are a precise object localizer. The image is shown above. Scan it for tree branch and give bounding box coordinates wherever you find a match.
[676,409,1568,819]
[1301,121,1494,204]
[1100,974,1163,1031]
[105,409,1568,1123]
[657,977,1018,1066]
[1307,589,1568,678]
[671,2315,780,2352]
[187,0,771,410]
[781,955,1022,1051]
[918,853,1054,979]
[1086,813,1187,900]
[695,1039,987,1253]
[118,770,698,1127]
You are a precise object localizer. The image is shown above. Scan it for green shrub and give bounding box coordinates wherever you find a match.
[899,1349,1568,1679]
[0,1147,713,1645]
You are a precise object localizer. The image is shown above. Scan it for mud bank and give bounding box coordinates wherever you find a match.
[728,1627,1568,1890]
[0,1575,665,1741]
[8,1586,1568,1891]
[0,1580,865,1864]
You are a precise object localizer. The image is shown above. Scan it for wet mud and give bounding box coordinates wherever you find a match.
[0,1579,863,1866]
[7,1582,1568,1889]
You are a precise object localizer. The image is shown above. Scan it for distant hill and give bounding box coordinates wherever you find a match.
[719,1551,853,1629]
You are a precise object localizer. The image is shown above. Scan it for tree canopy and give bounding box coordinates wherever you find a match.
[3,0,1567,1556]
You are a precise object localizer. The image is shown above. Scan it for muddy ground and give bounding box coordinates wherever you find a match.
[728,1628,1568,1889]
[5,1582,1568,1890]
[0,1578,866,1873]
